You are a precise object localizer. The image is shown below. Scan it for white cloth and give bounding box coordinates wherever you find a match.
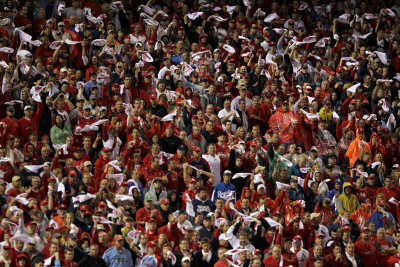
[218,109,239,132]
[202,154,221,186]
[345,252,357,267]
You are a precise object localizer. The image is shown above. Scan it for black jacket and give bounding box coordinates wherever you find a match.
[77,253,107,267]
[344,253,365,267]
[193,250,218,267]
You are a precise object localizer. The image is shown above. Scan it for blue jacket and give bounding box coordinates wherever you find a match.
[102,247,133,267]
[325,179,343,213]
[211,182,236,202]
[192,195,216,216]
[367,210,398,233]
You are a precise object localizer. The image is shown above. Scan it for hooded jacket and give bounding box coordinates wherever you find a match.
[285,200,304,225]
[192,193,216,216]
[144,179,168,207]
[336,182,360,215]
[346,131,371,167]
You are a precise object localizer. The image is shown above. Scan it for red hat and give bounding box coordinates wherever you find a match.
[252,249,261,255]
[193,146,201,152]
[356,127,364,133]
[393,164,400,169]
[150,93,157,99]
[189,178,197,183]
[273,210,282,216]
[114,234,124,241]
[147,40,154,45]
[282,81,289,86]
[178,26,184,30]
[2,243,11,249]
[282,100,289,105]
[350,99,357,104]
[343,225,351,231]
[146,241,157,247]
[315,233,325,238]
[229,19,235,23]
[102,147,111,153]
[7,134,15,139]
[328,71,335,76]
[224,35,232,40]
[120,181,129,187]
[367,174,375,180]
[176,87,183,93]
[364,199,372,206]
[57,204,67,209]
[27,221,37,226]
[227,59,235,64]
[68,170,77,176]
[264,32,271,37]
[45,225,54,230]
[98,201,107,207]
[288,20,294,25]
[148,218,156,223]
[292,9,299,13]
[250,140,257,147]
[112,83,119,88]
[269,41,276,46]
[378,199,386,206]
[48,176,56,182]
[361,227,370,233]
[80,205,90,211]
[336,67,344,73]
[294,235,302,240]
[40,200,48,206]
[160,198,169,205]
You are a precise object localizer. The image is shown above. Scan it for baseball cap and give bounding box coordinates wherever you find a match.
[223,170,232,176]
[361,227,370,233]
[182,256,191,262]
[144,195,153,202]
[193,147,201,152]
[336,67,344,73]
[24,105,33,110]
[83,161,92,167]
[310,213,320,220]
[310,146,318,152]
[250,140,257,147]
[177,144,186,150]
[356,127,364,133]
[294,235,302,241]
[315,233,325,238]
[146,241,157,247]
[57,204,67,209]
[114,235,124,241]
[160,198,169,205]
[68,170,77,176]
[273,210,282,216]
[150,93,157,99]
[343,225,351,231]
[102,147,111,153]
[83,105,92,110]
[188,178,197,184]
[98,201,107,207]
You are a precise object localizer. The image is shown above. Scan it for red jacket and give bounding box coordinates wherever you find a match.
[135,207,163,233]
[94,155,111,182]
[263,255,291,267]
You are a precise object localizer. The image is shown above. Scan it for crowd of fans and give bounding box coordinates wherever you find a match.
[1,0,400,266]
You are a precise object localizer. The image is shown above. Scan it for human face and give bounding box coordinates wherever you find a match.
[271,247,281,259]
